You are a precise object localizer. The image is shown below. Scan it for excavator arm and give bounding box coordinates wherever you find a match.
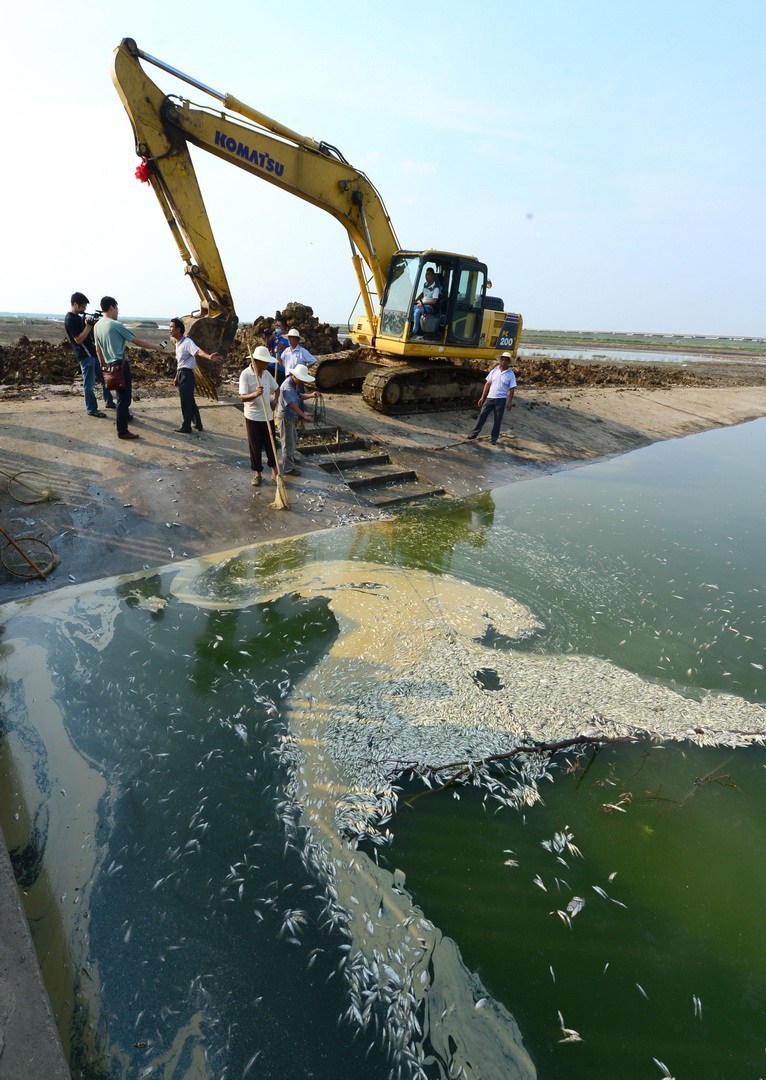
[112,38,400,350]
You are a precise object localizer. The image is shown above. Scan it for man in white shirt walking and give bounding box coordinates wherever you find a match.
[466,352,517,444]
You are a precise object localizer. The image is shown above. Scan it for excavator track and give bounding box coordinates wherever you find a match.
[361,362,486,415]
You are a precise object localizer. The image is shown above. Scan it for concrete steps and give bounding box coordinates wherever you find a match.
[296,427,445,507]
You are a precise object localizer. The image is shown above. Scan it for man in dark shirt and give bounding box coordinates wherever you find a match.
[64,291,114,416]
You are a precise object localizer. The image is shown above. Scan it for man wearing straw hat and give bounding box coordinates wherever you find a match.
[239,345,279,486]
[281,328,317,377]
[276,363,315,476]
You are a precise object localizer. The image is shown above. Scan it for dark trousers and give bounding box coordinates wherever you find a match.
[115,361,133,434]
[245,417,277,473]
[177,368,201,431]
[470,398,506,442]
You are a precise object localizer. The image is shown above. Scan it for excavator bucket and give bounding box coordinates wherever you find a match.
[184,311,239,402]
[183,311,240,356]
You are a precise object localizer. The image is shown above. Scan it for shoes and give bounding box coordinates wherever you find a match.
[251,474,262,486]
[105,402,117,410]
[271,475,279,484]
[195,425,204,432]
[490,439,498,445]
[118,431,140,440]
[175,427,192,434]
[284,467,301,476]
[88,410,106,418]
[466,433,478,440]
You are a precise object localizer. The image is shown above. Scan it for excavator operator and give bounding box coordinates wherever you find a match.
[411,267,440,338]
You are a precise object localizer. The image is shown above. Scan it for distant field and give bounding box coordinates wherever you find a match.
[521,329,766,357]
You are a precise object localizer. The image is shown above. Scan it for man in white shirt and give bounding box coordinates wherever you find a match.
[169,317,222,433]
[466,352,517,444]
[239,345,280,485]
[281,328,317,376]
[411,267,440,337]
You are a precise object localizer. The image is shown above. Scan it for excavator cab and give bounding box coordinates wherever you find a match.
[376,252,495,354]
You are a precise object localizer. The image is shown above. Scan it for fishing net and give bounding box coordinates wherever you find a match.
[4,470,57,504]
[311,393,326,425]
[1,535,59,578]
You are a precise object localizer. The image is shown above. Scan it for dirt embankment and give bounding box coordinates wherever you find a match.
[2,304,765,397]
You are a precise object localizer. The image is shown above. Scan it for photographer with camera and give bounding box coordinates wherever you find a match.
[65,291,115,417]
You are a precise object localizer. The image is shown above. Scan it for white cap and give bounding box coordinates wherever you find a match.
[251,345,272,363]
[286,328,301,338]
[292,363,315,383]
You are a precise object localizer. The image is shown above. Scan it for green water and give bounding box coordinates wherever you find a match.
[0,418,764,1078]
[386,741,766,1078]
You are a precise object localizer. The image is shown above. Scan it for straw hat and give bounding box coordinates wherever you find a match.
[292,363,316,383]
[286,328,301,339]
[251,345,272,363]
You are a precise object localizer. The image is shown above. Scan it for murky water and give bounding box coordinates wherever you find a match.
[0,418,764,1078]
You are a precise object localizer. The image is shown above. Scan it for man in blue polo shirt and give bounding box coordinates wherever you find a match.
[276,363,316,475]
[466,352,517,445]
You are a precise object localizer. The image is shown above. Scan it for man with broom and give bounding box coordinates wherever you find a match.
[239,345,280,487]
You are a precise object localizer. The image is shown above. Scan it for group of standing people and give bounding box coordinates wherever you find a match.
[67,291,514,471]
[66,292,170,440]
[239,343,317,484]
[66,293,321,473]
[266,322,317,383]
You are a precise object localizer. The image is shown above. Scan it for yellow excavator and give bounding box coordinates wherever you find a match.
[112,38,523,414]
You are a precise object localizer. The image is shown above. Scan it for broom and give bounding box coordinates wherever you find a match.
[267,420,289,511]
[254,366,289,511]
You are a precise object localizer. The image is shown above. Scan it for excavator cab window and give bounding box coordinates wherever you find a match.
[379,254,420,339]
[447,263,486,346]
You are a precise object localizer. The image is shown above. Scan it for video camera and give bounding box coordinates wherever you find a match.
[85,311,102,325]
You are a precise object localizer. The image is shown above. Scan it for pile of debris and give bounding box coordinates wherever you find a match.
[513,355,710,389]
[228,301,343,366]
[0,336,176,390]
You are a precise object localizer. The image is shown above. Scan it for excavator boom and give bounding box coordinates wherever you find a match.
[112,39,523,413]
[112,38,399,350]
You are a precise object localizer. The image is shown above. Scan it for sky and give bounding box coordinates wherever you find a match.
[2,0,764,335]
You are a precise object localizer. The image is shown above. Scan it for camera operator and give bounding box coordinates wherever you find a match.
[65,292,115,417]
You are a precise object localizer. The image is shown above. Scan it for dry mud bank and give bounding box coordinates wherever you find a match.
[1,375,766,604]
